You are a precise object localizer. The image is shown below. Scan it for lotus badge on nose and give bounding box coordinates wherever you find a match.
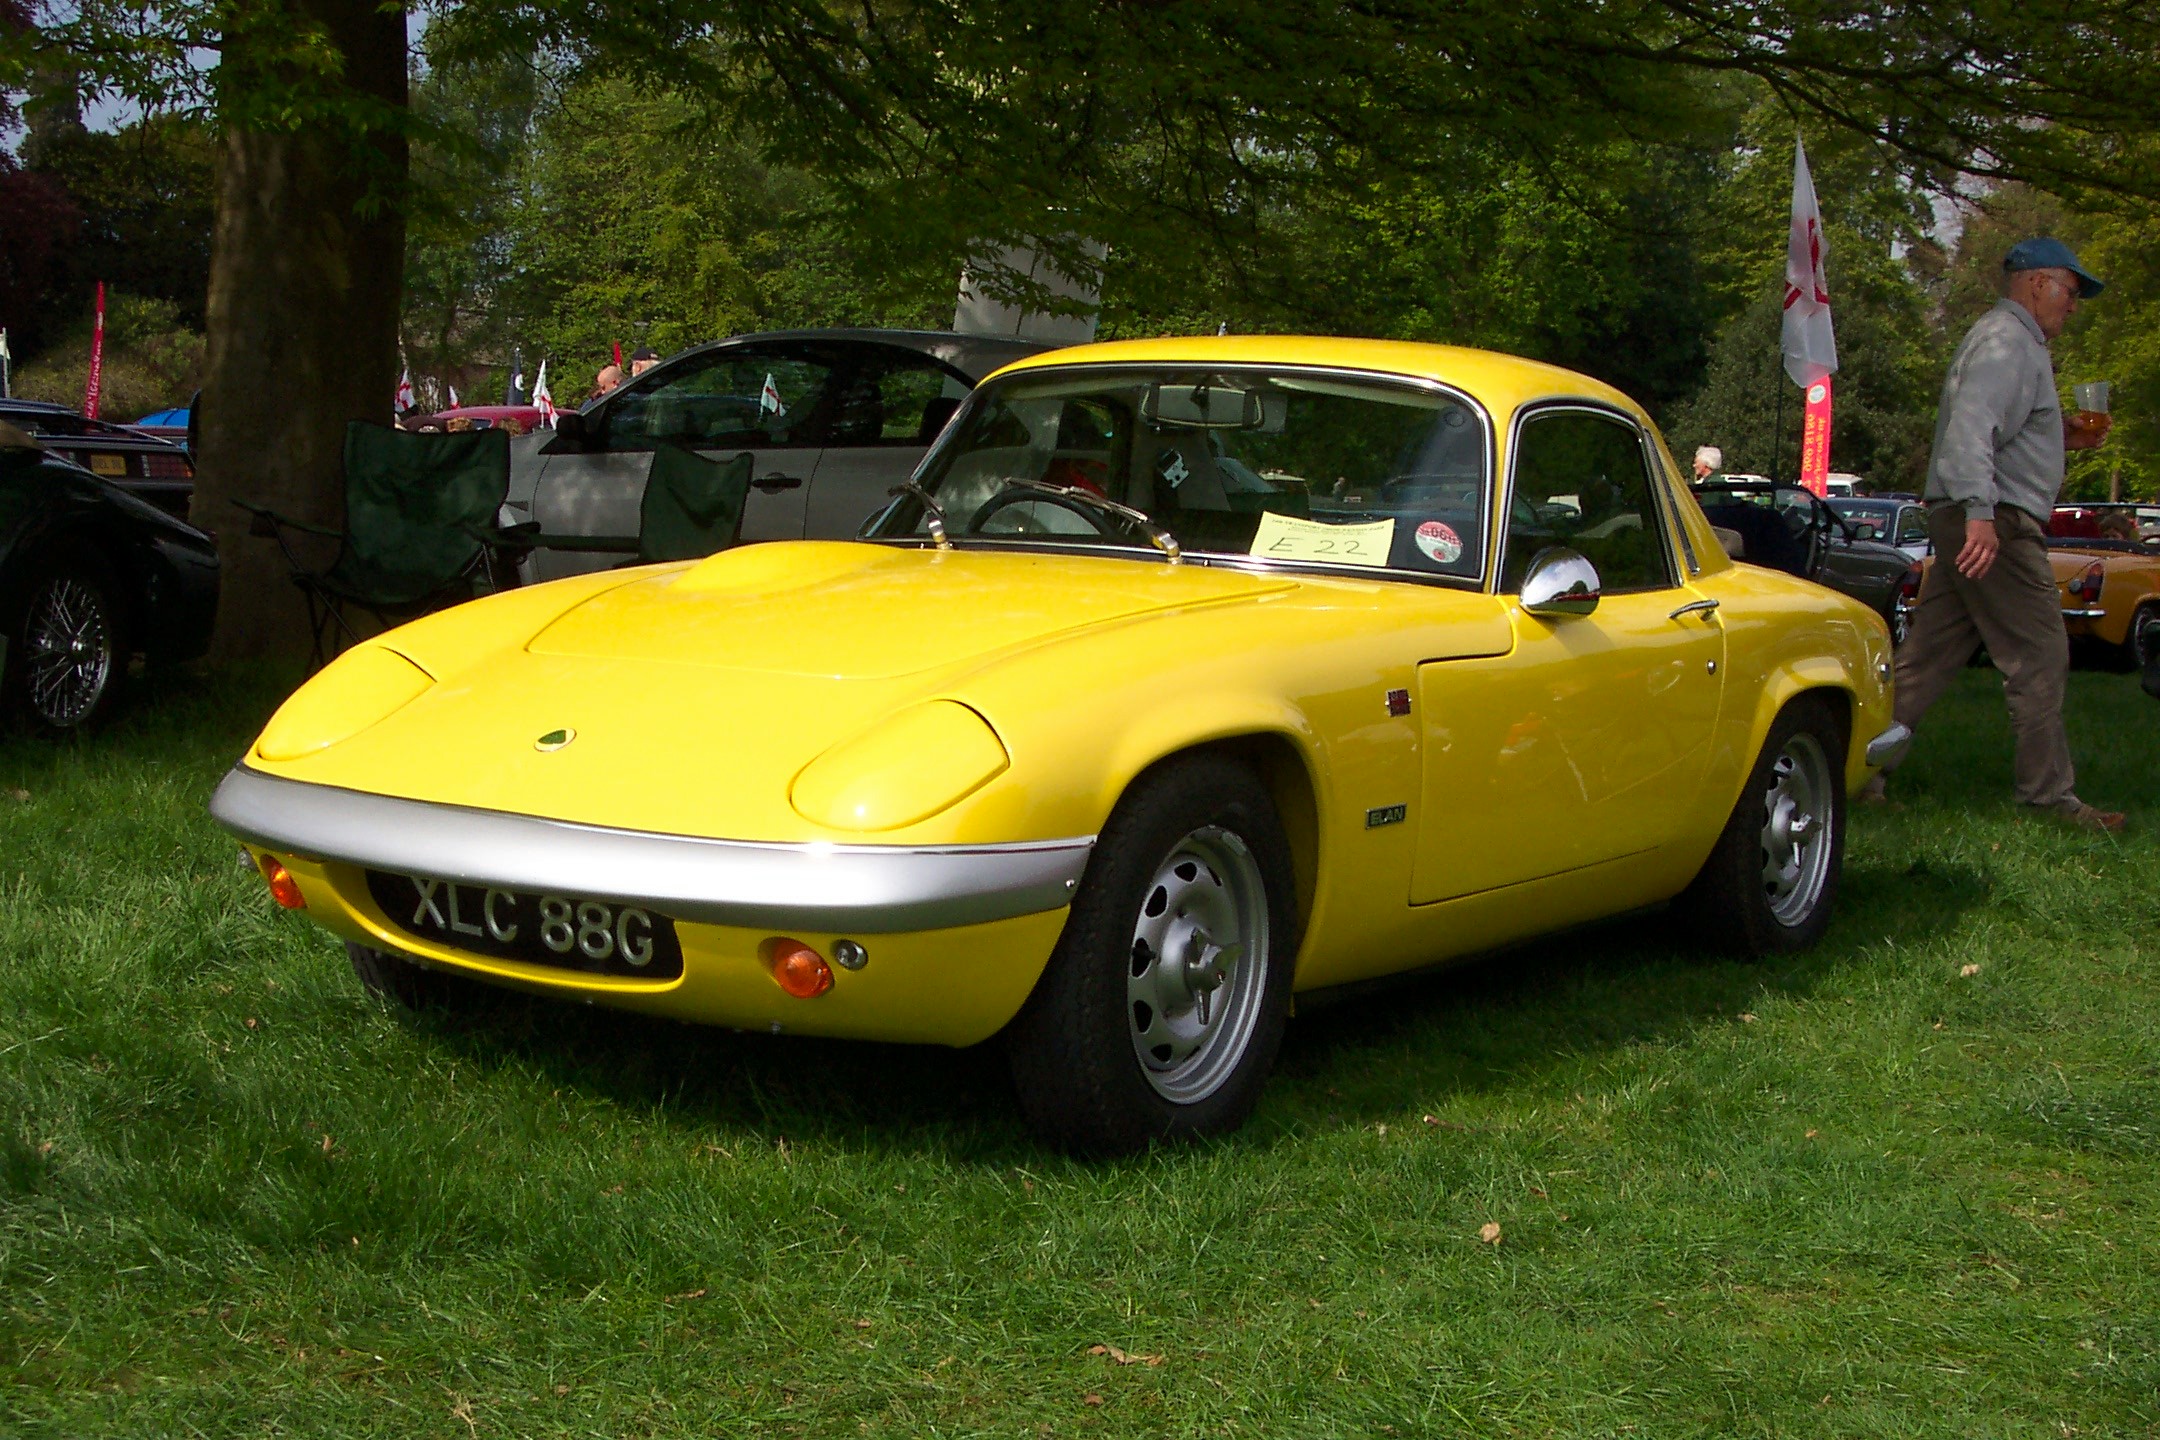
[534,728,575,752]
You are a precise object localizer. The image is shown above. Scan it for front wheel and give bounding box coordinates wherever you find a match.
[1005,755,1299,1154]
[1681,696,1847,957]
[7,551,130,734]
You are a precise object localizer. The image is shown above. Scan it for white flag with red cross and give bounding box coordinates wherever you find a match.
[1781,138,1838,388]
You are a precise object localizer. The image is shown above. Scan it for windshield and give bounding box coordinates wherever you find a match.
[867,366,1490,583]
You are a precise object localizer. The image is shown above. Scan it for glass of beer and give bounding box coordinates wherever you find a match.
[2073,381,2110,421]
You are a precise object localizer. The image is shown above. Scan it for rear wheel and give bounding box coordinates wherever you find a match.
[6,550,129,734]
[1682,696,1847,957]
[347,941,487,1011]
[1005,755,1299,1154]
[2125,602,2159,671]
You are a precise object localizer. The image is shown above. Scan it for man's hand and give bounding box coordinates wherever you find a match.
[2065,412,2113,450]
[1956,516,2000,579]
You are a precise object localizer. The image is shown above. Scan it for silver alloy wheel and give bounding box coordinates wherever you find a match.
[1126,825,1271,1104]
[24,574,115,728]
[1760,730,1834,926]
[1890,596,1913,647]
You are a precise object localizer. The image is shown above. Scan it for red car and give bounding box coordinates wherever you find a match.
[406,405,549,433]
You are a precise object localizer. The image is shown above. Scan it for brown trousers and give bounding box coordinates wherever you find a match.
[1889,503,2075,809]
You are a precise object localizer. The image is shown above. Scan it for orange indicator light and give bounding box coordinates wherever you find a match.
[256,854,306,910]
[765,938,834,998]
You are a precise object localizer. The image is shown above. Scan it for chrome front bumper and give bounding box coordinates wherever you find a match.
[211,766,1093,933]
[2061,607,2107,620]
[1864,722,1913,769]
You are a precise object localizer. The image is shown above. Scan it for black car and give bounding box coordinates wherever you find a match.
[1694,479,1923,644]
[0,398,197,522]
[0,422,219,732]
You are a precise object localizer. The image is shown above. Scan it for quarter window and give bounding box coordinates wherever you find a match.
[1503,410,1672,594]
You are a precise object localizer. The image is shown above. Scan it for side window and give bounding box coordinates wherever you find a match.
[604,352,832,449]
[1503,409,1672,594]
[837,356,968,447]
[1897,507,1929,546]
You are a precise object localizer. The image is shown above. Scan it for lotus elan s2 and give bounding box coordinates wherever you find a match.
[214,337,1907,1152]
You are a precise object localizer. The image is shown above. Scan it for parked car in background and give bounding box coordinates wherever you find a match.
[1830,495,1932,562]
[0,421,219,732]
[1695,478,1921,643]
[132,405,192,446]
[407,404,548,433]
[0,399,196,522]
[510,329,1051,579]
[216,336,1904,1153]
[2051,542,2160,669]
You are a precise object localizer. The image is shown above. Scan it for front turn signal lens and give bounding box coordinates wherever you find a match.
[256,854,306,910]
[764,938,833,998]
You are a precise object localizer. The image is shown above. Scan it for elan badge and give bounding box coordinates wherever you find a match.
[1248,511,1396,568]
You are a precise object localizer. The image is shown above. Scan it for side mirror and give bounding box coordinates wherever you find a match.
[549,408,590,451]
[1520,547,1601,618]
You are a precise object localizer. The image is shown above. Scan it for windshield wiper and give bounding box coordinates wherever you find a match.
[998,480,1183,565]
[887,481,952,550]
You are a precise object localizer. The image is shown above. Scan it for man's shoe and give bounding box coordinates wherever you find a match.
[2052,800,2127,834]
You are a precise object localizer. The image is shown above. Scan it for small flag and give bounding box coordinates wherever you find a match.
[83,281,107,420]
[448,383,460,409]
[532,360,557,428]
[759,372,787,417]
[612,340,623,368]
[394,364,415,412]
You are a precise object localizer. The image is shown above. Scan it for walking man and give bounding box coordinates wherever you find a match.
[1873,238,2122,830]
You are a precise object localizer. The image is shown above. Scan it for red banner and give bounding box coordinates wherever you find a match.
[1797,373,1833,497]
[83,281,106,420]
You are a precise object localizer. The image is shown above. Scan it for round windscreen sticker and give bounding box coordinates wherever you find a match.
[1415,520,1464,565]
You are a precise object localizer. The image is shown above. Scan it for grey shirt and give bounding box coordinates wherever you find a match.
[1925,298,2063,524]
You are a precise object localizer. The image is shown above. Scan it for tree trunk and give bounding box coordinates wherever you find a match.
[195,0,407,661]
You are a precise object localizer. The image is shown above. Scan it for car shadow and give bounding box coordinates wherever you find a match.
[393,851,1988,1165]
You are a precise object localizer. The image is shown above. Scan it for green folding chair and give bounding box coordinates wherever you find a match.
[637,444,753,564]
[238,422,531,666]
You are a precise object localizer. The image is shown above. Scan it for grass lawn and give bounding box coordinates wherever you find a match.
[3,663,2157,1438]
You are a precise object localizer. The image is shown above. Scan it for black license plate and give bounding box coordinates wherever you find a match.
[364,872,684,979]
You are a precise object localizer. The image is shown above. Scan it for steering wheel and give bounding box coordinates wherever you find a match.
[964,485,1125,537]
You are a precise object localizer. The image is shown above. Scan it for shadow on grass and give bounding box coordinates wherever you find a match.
[374,848,1988,1163]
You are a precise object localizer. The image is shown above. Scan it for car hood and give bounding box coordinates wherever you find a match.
[526,542,1300,678]
[248,544,1311,843]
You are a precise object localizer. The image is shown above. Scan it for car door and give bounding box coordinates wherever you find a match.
[1410,404,1726,903]
[799,348,976,539]
[530,345,834,577]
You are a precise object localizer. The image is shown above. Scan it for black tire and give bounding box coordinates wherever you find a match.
[1680,695,1847,957]
[1005,754,1300,1155]
[5,548,130,734]
[2124,602,2159,672]
[347,941,487,1011]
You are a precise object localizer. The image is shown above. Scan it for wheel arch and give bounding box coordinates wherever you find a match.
[1744,665,1856,789]
[1111,728,1322,942]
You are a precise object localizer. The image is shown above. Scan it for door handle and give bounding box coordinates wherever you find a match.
[1668,598,1721,621]
[752,473,805,493]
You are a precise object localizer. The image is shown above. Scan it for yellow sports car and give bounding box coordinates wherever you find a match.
[2052,543,2160,669]
[213,337,1905,1152]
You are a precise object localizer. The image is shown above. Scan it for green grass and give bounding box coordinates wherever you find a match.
[3,664,2157,1437]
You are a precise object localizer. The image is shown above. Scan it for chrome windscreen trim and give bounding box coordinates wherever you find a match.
[1863,723,1913,769]
[211,766,1092,933]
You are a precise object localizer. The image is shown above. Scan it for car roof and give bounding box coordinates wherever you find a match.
[0,399,179,445]
[985,335,1649,420]
[675,328,1054,381]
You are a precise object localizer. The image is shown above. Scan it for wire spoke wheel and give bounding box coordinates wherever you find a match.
[1759,730,1834,926]
[1124,826,1272,1105]
[22,573,116,729]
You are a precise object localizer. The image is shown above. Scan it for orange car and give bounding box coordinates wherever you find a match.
[2053,542,2160,668]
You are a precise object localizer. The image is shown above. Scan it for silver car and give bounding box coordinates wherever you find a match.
[509,329,1050,579]
[1829,496,1931,563]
